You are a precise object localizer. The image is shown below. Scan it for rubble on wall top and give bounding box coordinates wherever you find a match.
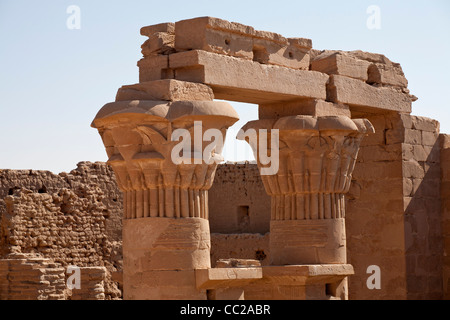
[135,16,415,114]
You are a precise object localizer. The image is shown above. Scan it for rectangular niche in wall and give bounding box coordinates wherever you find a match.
[237,205,250,233]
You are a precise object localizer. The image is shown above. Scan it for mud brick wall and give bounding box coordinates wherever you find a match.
[210,233,270,268]
[0,253,65,300]
[441,134,450,299]
[0,156,447,300]
[71,267,107,300]
[0,162,123,244]
[346,113,443,300]
[0,162,123,299]
[208,163,271,268]
[209,162,271,234]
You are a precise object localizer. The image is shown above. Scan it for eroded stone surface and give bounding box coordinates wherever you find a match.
[0,162,122,300]
[3,16,447,301]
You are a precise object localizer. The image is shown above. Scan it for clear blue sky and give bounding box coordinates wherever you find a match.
[1,0,449,173]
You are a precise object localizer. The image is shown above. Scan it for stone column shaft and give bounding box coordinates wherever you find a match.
[92,83,239,300]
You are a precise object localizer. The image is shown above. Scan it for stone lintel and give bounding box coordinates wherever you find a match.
[165,50,329,104]
[327,75,412,114]
[195,267,263,289]
[260,264,354,285]
[259,99,351,119]
[116,79,214,102]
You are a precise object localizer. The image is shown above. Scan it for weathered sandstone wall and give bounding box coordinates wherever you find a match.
[0,162,123,299]
[346,113,443,300]
[441,134,450,300]
[1,151,447,300]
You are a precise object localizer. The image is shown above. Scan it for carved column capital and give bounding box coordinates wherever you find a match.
[239,115,374,221]
[239,115,374,265]
[92,100,239,220]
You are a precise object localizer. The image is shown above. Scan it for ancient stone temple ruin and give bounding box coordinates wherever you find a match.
[1,17,449,300]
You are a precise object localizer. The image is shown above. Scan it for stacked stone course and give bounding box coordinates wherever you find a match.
[0,253,65,300]
[1,16,449,300]
[92,16,380,300]
[344,113,443,299]
[71,267,107,300]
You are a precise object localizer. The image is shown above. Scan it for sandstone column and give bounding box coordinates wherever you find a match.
[92,80,239,299]
[238,112,373,300]
[239,114,374,266]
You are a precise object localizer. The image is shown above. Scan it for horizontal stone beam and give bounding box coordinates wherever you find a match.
[116,79,215,102]
[311,52,371,82]
[195,268,263,289]
[259,99,351,119]
[161,50,329,104]
[261,264,354,284]
[174,17,312,69]
[327,75,413,113]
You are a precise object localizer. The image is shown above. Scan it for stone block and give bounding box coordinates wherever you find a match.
[424,145,440,163]
[441,134,450,149]
[141,32,175,56]
[422,131,439,146]
[352,161,403,180]
[175,17,255,59]
[174,17,312,70]
[123,218,211,271]
[168,50,328,104]
[116,79,214,102]
[367,63,408,88]
[411,116,440,133]
[384,127,404,145]
[311,52,371,81]
[403,178,413,197]
[358,144,402,162]
[141,23,175,37]
[207,287,245,300]
[410,145,428,162]
[124,270,205,300]
[252,37,310,70]
[195,267,263,289]
[403,160,425,179]
[398,113,413,129]
[357,115,387,146]
[346,50,392,64]
[404,129,422,145]
[327,75,412,113]
[412,178,440,198]
[270,219,347,265]
[137,55,170,83]
[259,99,350,119]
